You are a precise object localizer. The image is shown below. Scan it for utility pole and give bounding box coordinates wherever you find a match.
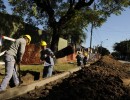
[88,1,95,61]
[89,1,95,52]
[101,41,103,54]
[126,39,128,60]
[90,22,94,51]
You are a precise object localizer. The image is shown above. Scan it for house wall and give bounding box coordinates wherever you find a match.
[58,38,68,51]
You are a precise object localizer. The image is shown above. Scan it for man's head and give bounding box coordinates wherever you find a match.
[84,52,88,57]
[24,35,31,45]
[40,41,47,49]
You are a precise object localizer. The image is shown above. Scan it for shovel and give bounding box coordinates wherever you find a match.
[17,64,23,85]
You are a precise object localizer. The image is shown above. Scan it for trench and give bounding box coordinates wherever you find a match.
[0,67,81,100]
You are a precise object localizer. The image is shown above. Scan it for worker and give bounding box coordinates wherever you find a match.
[40,41,55,78]
[0,35,31,93]
[83,52,88,67]
[76,51,84,67]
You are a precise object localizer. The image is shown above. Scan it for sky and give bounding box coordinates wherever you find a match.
[83,8,130,53]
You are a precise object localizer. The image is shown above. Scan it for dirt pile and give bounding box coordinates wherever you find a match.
[10,55,130,100]
[91,56,130,78]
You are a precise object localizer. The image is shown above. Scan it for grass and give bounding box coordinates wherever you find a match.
[0,62,78,81]
[20,65,43,72]
[21,62,77,72]
[54,62,77,71]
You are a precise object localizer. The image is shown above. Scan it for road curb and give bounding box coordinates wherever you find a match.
[0,67,81,100]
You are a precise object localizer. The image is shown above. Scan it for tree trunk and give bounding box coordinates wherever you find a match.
[50,27,60,53]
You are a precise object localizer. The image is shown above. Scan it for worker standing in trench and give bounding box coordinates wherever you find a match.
[83,52,88,67]
[0,35,31,93]
[76,51,84,68]
[40,41,55,78]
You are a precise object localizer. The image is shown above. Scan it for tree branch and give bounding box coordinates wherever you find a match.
[75,0,94,10]
[58,0,94,29]
[34,0,56,27]
[69,0,75,8]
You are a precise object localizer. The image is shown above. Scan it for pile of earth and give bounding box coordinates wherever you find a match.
[10,55,130,100]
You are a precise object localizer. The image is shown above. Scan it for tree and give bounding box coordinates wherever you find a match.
[2,0,130,52]
[8,0,95,52]
[97,46,110,56]
[0,0,6,13]
[113,40,130,60]
[111,52,120,59]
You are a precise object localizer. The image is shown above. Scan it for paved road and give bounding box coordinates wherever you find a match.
[118,60,130,64]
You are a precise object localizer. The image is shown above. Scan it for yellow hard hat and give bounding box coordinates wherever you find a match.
[24,35,31,45]
[41,41,47,46]
[84,52,88,56]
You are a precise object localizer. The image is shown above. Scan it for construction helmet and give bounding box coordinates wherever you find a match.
[24,35,31,45]
[84,52,88,56]
[41,41,47,46]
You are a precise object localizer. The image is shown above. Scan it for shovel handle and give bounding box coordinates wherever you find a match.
[18,64,23,84]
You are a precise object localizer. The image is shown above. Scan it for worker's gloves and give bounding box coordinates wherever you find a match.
[16,60,21,65]
[44,54,47,57]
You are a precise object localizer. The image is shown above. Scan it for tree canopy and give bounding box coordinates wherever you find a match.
[97,46,110,56]
[112,39,130,60]
[113,40,130,54]
[0,0,130,52]
[0,0,6,12]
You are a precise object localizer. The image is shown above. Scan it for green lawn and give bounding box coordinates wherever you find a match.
[21,62,77,72]
[0,62,78,81]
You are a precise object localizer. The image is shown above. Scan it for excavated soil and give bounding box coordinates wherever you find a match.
[10,56,130,100]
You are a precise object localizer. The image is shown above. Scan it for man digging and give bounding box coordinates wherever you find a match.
[0,35,31,93]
